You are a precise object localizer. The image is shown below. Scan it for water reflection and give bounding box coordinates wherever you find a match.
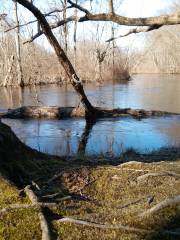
[3,116,180,157]
[0,74,180,113]
[78,120,96,156]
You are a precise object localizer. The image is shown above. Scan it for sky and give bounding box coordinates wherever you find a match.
[0,0,177,50]
[119,0,172,17]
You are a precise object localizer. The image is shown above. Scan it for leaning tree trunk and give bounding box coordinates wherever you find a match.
[16,0,96,117]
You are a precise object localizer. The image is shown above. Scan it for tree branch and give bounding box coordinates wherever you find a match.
[5,6,73,33]
[106,25,163,42]
[23,15,77,43]
[67,0,90,14]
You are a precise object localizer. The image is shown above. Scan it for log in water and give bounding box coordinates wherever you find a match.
[2,106,179,119]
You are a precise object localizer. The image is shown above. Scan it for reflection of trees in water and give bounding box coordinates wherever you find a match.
[78,119,96,156]
[1,87,23,108]
[155,118,180,146]
[132,75,180,113]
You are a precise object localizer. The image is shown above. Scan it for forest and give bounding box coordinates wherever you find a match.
[0,0,180,239]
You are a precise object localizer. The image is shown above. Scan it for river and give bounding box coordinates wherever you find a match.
[1,74,180,156]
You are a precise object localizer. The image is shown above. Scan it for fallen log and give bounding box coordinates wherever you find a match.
[2,106,179,119]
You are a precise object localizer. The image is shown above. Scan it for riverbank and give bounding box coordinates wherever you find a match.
[0,121,180,239]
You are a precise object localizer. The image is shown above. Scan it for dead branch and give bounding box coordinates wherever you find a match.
[57,216,180,235]
[106,25,163,42]
[23,15,77,44]
[0,203,59,215]
[140,195,180,217]
[67,0,90,14]
[57,216,152,233]
[5,6,73,33]
[24,185,52,240]
[20,0,180,44]
[137,171,180,183]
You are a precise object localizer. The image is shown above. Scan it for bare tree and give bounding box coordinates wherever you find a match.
[14,0,24,87]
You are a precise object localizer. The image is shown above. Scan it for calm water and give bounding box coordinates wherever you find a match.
[1,74,180,156]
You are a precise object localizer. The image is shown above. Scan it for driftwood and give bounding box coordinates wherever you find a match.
[3,106,179,119]
[140,195,180,217]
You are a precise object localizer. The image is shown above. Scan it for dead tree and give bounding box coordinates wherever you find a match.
[14,0,24,87]
[61,0,68,53]
[73,0,78,67]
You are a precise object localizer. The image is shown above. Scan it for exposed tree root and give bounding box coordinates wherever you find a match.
[42,193,71,201]
[137,171,180,183]
[57,217,152,233]
[57,217,180,236]
[24,185,52,240]
[118,198,143,209]
[140,195,180,217]
[0,203,57,215]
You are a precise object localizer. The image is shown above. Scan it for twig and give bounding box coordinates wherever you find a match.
[5,6,73,33]
[67,0,90,14]
[23,15,77,44]
[106,25,163,42]
[140,195,180,217]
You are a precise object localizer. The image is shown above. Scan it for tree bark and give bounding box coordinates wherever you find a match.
[108,0,114,15]
[15,0,96,117]
[14,1,24,87]
[73,0,78,67]
[62,0,68,53]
